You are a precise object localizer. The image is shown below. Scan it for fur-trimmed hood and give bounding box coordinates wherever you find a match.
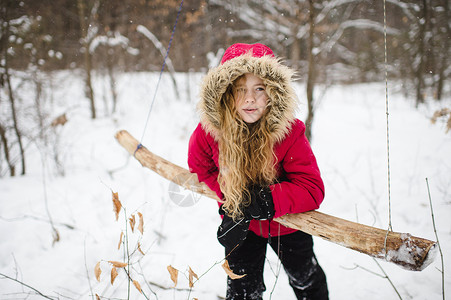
[198,53,298,143]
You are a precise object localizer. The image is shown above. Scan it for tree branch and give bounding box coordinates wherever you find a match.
[0,272,55,300]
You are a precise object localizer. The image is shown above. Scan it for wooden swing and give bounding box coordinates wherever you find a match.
[115,130,437,272]
[114,0,437,272]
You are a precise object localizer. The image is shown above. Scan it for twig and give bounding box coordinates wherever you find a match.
[190,258,225,287]
[0,214,75,230]
[84,238,94,300]
[106,155,131,178]
[341,264,386,278]
[268,258,282,300]
[373,259,402,300]
[269,225,282,300]
[0,272,55,299]
[186,245,244,299]
[38,146,60,246]
[148,280,191,291]
[123,207,131,299]
[123,268,150,300]
[342,261,402,299]
[426,178,445,300]
[136,261,159,299]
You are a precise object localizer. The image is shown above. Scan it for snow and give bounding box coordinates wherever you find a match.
[1,71,450,299]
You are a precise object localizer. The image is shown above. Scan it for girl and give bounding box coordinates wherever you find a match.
[188,43,328,300]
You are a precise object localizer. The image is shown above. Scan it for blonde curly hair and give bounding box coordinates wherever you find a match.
[217,80,278,221]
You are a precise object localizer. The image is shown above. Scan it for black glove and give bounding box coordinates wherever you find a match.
[217,205,250,250]
[244,185,275,220]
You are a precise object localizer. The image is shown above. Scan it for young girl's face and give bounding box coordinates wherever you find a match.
[233,73,269,124]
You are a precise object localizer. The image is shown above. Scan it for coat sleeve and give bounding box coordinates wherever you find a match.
[187,123,223,199]
[271,121,325,218]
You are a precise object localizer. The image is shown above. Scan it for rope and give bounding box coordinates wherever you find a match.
[383,0,393,255]
[383,0,392,231]
[137,0,185,150]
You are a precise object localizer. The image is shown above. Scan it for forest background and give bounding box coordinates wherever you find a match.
[2,0,450,175]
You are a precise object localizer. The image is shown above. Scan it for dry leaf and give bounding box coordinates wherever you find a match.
[222,260,246,280]
[188,266,199,288]
[129,214,136,232]
[431,108,451,133]
[95,294,100,300]
[111,267,118,285]
[108,261,128,268]
[167,265,178,287]
[52,228,60,246]
[94,261,101,282]
[133,280,142,293]
[137,242,145,255]
[118,232,124,250]
[112,192,122,221]
[50,113,67,127]
[138,212,144,234]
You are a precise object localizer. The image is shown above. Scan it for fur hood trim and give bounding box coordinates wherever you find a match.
[198,53,298,142]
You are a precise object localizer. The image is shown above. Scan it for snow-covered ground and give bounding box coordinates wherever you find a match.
[0,71,450,299]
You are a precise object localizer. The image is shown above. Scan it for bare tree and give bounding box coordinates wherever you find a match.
[77,0,97,119]
[434,0,450,101]
[1,2,26,175]
[0,123,15,176]
[305,0,315,141]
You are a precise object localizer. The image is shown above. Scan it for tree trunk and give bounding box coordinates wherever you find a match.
[290,6,301,71]
[305,0,316,141]
[0,123,15,176]
[435,0,450,101]
[107,55,118,114]
[115,129,437,272]
[2,5,25,175]
[77,0,96,119]
[415,0,428,107]
[6,74,26,175]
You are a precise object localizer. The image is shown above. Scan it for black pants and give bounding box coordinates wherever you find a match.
[225,230,328,300]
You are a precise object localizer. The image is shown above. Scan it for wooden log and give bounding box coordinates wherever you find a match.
[115,129,437,271]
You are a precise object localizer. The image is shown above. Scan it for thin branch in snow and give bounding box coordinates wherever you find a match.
[38,146,60,246]
[0,272,56,300]
[268,228,283,300]
[342,260,402,300]
[0,214,75,230]
[88,31,140,56]
[136,25,180,100]
[341,263,386,279]
[426,178,445,300]
[372,259,402,300]
[319,18,400,54]
[84,238,95,300]
[136,25,176,75]
[136,261,159,299]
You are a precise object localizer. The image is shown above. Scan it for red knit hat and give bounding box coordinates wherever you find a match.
[220,43,275,65]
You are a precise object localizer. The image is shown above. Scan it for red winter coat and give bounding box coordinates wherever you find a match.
[189,48,325,238]
[188,118,325,238]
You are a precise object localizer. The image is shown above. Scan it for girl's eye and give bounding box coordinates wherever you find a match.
[256,87,265,91]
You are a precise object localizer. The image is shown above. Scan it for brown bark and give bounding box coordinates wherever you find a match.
[115,129,436,271]
[415,0,428,107]
[2,4,25,175]
[436,0,450,101]
[77,0,96,119]
[0,123,15,176]
[305,0,315,141]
